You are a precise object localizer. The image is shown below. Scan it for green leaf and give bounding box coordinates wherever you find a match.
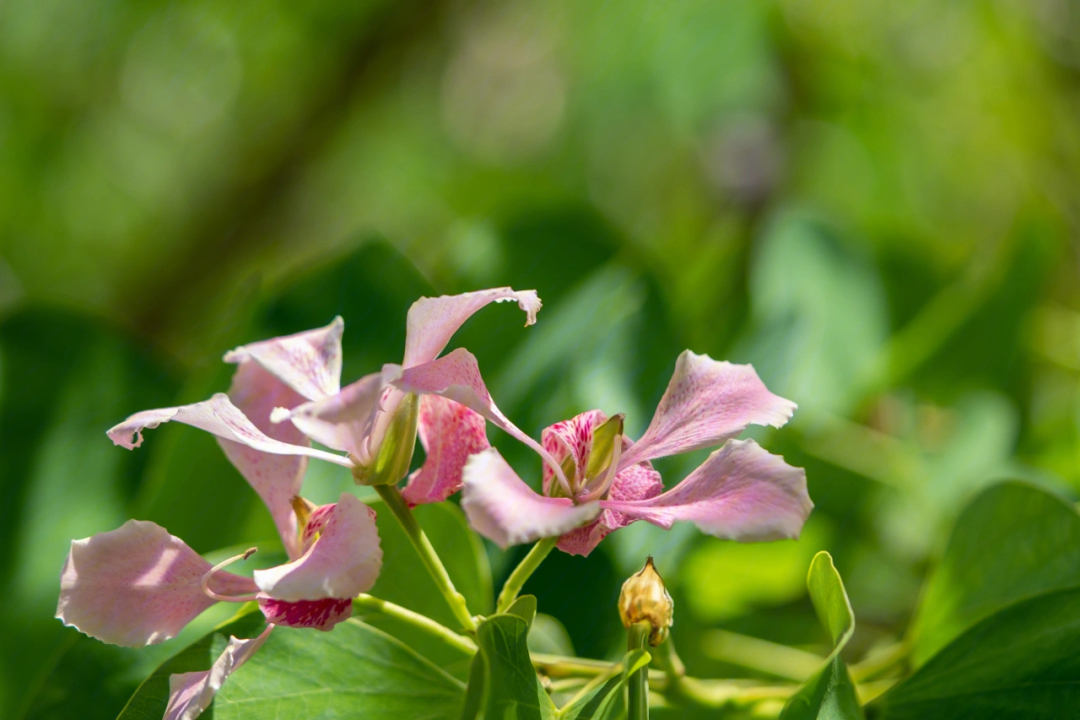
[781,552,864,720]
[213,619,465,719]
[558,649,650,720]
[872,586,1080,719]
[909,481,1080,666]
[528,614,576,657]
[117,605,267,720]
[505,594,538,628]
[476,615,557,720]
[459,652,487,720]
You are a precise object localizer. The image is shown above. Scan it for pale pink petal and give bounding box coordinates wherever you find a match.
[257,596,352,630]
[402,288,541,368]
[541,410,607,495]
[223,317,344,400]
[163,625,273,720]
[56,520,256,647]
[557,460,664,556]
[107,393,354,468]
[602,439,812,541]
[402,394,490,506]
[221,360,310,559]
[387,348,569,491]
[619,351,797,468]
[461,448,601,548]
[273,372,384,457]
[253,493,382,602]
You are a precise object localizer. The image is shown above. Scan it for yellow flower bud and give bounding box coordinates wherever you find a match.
[619,557,674,646]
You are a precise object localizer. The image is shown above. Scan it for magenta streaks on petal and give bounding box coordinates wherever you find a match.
[619,351,797,468]
[402,288,541,368]
[602,439,812,541]
[402,394,490,506]
[461,448,600,548]
[257,596,352,631]
[541,409,607,494]
[300,503,336,553]
[223,316,344,401]
[56,520,256,647]
[556,458,663,556]
[164,625,273,720]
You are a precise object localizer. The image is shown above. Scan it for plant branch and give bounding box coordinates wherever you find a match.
[496,536,558,613]
[353,594,477,655]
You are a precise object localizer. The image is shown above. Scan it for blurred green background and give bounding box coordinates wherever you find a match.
[3,0,1080,717]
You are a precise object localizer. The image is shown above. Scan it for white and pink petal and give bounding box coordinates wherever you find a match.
[556,460,663,557]
[402,394,490,506]
[163,625,273,720]
[272,372,384,458]
[223,317,344,401]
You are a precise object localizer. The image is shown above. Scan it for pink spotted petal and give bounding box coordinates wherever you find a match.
[257,596,352,630]
[557,459,664,556]
[402,288,541,368]
[402,394,490,506]
[56,520,257,647]
[602,439,812,541]
[221,360,310,559]
[273,372,384,458]
[387,348,569,491]
[223,317,344,400]
[252,493,381,602]
[541,410,607,495]
[163,625,273,720]
[107,393,353,468]
[461,448,601,548]
[619,351,797,468]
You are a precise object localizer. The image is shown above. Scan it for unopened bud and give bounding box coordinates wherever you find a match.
[352,392,419,486]
[619,557,674,646]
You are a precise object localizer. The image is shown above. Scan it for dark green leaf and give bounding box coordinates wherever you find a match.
[214,619,465,719]
[558,649,650,720]
[781,552,864,720]
[505,595,538,628]
[459,652,487,720]
[873,587,1080,720]
[909,481,1080,665]
[476,615,557,720]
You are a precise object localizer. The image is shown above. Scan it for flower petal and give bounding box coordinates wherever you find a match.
[461,448,600,548]
[163,625,273,720]
[257,596,352,630]
[402,394,490,506]
[402,288,541,368]
[541,410,607,495]
[56,520,257,647]
[273,372,384,457]
[619,351,797,467]
[107,393,354,468]
[252,493,382,602]
[223,317,344,400]
[556,456,663,556]
[387,348,569,491]
[602,439,812,541]
[221,360,310,558]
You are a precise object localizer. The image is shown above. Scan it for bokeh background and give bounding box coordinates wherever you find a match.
[3,0,1080,716]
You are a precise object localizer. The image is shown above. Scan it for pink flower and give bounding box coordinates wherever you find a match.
[448,351,814,555]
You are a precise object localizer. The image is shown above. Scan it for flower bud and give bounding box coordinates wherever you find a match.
[619,556,674,646]
[352,392,419,487]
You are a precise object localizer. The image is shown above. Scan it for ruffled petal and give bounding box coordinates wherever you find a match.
[402,288,541,368]
[387,348,569,490]
[257,596,352,630]
[56,520,257,647]
[556,460,663,557]
[221,360,310,558]
[619,351,797,467]
[602,439,812,541]
[273,372,384,457]
[163,625,273,720]
[402,394,490,506]
[252,493,382,602]
[107,393,354,468]
[223,317,344,400]
[461,448,601,548]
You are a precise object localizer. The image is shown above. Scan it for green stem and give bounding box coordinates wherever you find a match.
[353,594,477,656]
[628,620,651,720]
[496,536,557,613]
[374,484,477,633]
[699,629,822,682]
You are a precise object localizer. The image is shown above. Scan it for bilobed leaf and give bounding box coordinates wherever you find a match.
[780,552,864,720]
[505,594,538,628]
[213,618,465,719]
[872,586,1080,719]
[558,649,650,720]
[476,615,557,720]
[908,481,1080,666]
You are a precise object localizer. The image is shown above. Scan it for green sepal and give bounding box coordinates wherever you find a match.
[585,413,624,483]
[354,392,419,486]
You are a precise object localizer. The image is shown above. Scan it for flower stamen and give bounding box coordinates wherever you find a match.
[201,547,260,603]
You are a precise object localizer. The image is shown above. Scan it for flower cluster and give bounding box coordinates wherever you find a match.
[55,286,811,719]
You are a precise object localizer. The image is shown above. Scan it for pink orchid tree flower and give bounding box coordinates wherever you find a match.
[404,350,813,555]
